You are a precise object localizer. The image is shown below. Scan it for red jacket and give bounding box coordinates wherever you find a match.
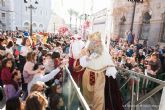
[1,67,12,85]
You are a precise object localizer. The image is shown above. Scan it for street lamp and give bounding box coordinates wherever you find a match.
[128,0,143,33]
[24,0,38,37]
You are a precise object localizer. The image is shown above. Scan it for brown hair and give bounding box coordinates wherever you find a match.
[22,37,29,46]
[6,41,13,48]
[30,81,46,93]
[51,83,61,94]
[151,52,159,59]
[25,92,48,110]
[49,94,63,110]
[6,97,21,110]
[26,52,36,62]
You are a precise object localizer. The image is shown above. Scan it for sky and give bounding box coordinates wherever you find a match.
[51,0,108,24]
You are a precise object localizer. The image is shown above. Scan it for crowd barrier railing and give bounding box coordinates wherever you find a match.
[116,67,165,110]
[62,66,90,110]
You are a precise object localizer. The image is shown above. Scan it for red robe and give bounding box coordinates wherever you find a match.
[69,57,84,86]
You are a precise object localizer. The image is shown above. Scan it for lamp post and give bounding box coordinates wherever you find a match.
[128,0,143,33]
[24,0,38,37]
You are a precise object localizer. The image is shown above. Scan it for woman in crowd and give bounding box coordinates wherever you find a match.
[25,91,48,110]
[146,52,162,77]
[43,53,54,74]
[6,41,14,54]
[0,38,6,51]
[19,37,32,72]
[50,83,62,95]
[22,52,37,99]
[5,69,22,99]
[49,94,64,110]
[6,97,23,110]
[27,63,62,94]
[1,58,14,100]
[30,81,47,94]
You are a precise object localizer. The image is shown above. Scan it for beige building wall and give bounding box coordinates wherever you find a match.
[110,0,165,46]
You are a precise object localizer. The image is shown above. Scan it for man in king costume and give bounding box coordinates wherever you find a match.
[80,32,124,110]
[69,34,85,85]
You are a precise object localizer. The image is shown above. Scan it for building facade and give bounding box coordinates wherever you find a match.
[92,0,165,46]
[0,0,14,31]
[109,0,165,45]
[13,0,52,32]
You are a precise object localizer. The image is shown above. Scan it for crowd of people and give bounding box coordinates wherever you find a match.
[0,31,70,110]
[0,29,165,110]
[110,32,165,94]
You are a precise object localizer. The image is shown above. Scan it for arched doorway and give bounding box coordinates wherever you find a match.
[24,22,29,31]
[139,11,152,40]
[32,23,37,32]
[119,15,126,38]
[39,24,43,31]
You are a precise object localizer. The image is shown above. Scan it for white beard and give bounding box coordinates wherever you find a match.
[80,42,117,78]
[87,41,103,57]
[80,45,115,70]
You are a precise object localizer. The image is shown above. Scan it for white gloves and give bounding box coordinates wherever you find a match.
[106,67,117,79]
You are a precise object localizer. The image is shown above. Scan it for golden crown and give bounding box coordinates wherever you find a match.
[89,32,101,41]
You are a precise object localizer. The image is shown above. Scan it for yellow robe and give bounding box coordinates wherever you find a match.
[80,47,117,110]
[82,68,106,110]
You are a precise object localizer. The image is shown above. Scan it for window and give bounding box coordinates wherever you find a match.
[2,0,5,7]
[2,13,5,17]
[24,22,29,26]
[39,24,43,28]
[32,23,37,28]
[140,11,152,40]
[161,13,165,42]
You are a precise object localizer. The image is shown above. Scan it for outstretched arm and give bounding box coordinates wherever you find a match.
[39,68,61,82]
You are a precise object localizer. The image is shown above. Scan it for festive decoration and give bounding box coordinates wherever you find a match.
[58,26,68,35]
[83,20,90,29]
[58,26,71,37]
